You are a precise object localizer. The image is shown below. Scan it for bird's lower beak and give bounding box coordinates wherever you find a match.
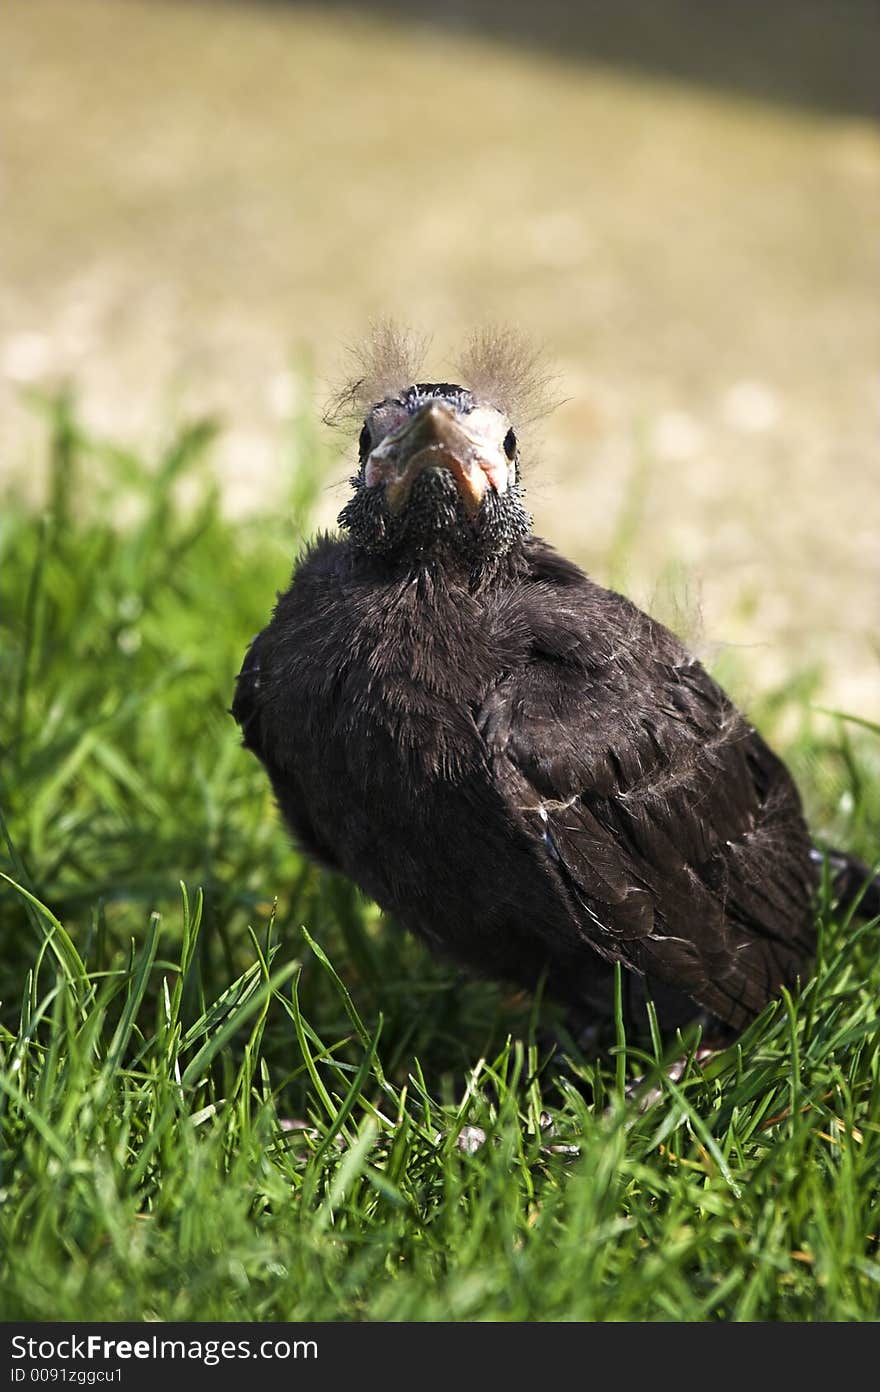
[364,400,506,516]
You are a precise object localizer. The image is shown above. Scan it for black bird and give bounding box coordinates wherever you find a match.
[233,327,878,1037]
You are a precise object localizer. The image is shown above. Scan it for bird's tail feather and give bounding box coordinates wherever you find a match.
[811,846,880,920]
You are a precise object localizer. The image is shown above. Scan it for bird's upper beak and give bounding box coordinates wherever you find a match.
[364,400,509,516]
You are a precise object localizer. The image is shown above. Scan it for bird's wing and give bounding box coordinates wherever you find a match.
[480,572,816,1029]
[231,624,345,873]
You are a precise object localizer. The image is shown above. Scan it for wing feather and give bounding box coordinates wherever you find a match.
[481,545,817,1029]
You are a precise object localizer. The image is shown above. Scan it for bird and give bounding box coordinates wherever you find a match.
[232,325,879,1039]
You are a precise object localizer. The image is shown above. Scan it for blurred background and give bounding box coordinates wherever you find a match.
[2,0,878,716]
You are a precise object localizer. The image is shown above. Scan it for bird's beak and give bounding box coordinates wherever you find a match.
[364,400,509,516]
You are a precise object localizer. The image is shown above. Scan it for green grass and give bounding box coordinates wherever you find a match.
[1,399,879,1322]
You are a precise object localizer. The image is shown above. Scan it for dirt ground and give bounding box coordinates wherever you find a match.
[2,0,878,716]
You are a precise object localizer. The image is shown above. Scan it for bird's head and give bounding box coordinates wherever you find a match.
[338,382,530,563]
[333,326,551,568]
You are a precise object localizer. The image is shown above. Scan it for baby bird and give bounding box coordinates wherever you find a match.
[233,327,877,1036]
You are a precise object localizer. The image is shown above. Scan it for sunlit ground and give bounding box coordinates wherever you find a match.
[2,0,878,715]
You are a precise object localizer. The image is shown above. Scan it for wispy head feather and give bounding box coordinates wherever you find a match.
[456,326,557,423]
[324,320,430,426]
[325,322,558,429]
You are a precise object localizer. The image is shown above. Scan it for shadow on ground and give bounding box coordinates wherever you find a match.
[273,0,880,118]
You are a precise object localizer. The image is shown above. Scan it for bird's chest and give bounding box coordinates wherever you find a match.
[276,580,514,815]
[267,583,524,916]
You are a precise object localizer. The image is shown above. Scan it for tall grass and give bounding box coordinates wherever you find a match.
[1,398,878,1320]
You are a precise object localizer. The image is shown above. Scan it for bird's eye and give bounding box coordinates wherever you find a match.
[358,424,372,460]
[503,428,517,460]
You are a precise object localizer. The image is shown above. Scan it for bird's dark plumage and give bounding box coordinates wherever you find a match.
[233,339,877,1036]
